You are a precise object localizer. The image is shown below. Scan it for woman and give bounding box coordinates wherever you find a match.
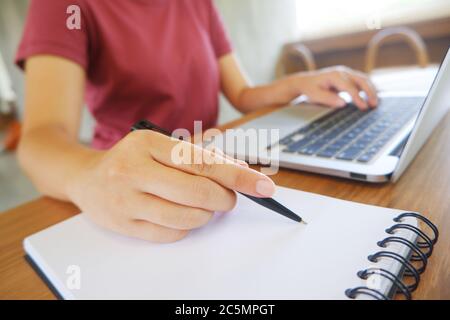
[16,0,377,242]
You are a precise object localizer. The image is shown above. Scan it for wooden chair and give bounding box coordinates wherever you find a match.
[365,26,430,73]
[276,43,316,78]
[0,101,21,153]
[0,116,21,152]
[0,50,21,153]
[364,27,437,93]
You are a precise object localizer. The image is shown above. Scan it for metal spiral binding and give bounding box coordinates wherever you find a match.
[345,287,389,300]
[377,236,428,273]
[357,268,412,300]
[386,224,434,256]
[345,212,438,300]
[368,251,420,290]
[394,212,439,244]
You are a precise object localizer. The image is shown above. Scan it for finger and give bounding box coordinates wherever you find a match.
[332,72,368,110]
[132,159,237,212]
[118,219,190,243]
[347,71,378,108]
[310,89,347,108]
[133,192,214,230]
[148,133,276,198]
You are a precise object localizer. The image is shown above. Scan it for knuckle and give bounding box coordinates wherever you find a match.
[191,177,214,204]
[229,168,246,190]
[354,69,367,78]
[358,73,370,82]
[332,70,341,78]
[349,87,359,95]
[336,65,349,73]
[334,67,351,79]
[177,209,214,230]
[191,177,236,212]
[191,159,215,176]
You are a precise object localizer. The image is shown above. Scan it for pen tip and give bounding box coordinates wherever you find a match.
[300,220,308,225]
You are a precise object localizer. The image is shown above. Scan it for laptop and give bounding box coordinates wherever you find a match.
[222,49,450,183]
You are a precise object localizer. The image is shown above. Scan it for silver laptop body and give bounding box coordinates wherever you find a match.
[224,49,450,183]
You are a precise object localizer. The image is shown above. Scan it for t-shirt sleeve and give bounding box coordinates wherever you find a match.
[207,0,233,58]
[15,0,89,71]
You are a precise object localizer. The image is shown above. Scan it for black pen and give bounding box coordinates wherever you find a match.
[131,120,307,224]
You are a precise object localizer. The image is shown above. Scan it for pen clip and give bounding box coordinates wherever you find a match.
[132,120,173,137]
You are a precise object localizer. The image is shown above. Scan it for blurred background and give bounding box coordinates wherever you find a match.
[1,0,449,212]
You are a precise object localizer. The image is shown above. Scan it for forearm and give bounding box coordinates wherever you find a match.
[233,79,295,113]
[233,73,307,113]
[18,124,102,201]
[218,54,303,113]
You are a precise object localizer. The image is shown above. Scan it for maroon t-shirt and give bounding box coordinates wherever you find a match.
[16,0,232,149]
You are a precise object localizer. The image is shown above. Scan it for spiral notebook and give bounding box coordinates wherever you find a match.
[23,187,438,300]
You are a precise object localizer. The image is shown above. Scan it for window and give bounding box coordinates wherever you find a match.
[296,0,450,40]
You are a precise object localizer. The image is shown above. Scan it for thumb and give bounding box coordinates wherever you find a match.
[309,89,346,108]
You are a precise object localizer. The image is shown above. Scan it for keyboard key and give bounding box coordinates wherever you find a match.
[321,119,339,129]
[354,135,372,143]
[314,138,333,146]
[323,128,342,139]
[329,139,350,149]
[312,128,327,136]
[299,142,325,155]
[291,134,305,142]
[351,142,370,150]
[337,148,363,161]
[279,137,293,145]
[313,110,339,124]
[297,124,314,134]
[309,144,326,153]
[282,147,295,153]
[357,133,374,141]
[317,147,340,158]
[298,147,317,155]
[365,145,383,154]
[284,139,311,152]
[357,152,377,163]
[350,126,365,135]
[341,131,360,140]
[372,139,385,147]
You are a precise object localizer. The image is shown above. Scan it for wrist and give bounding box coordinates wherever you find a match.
[272,76,301,105]
[65,147,104,202]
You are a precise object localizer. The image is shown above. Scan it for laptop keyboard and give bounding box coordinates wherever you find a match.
[279,97,423,163]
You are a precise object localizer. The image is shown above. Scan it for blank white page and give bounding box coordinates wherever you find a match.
[24,187,417,300]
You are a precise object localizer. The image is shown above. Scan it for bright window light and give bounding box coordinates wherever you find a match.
[296,0,450,40]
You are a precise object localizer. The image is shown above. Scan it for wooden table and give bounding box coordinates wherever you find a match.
[1,107,450,300]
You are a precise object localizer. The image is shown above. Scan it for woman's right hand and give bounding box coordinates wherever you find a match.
[21,56,276,244]
[67,129,276,243]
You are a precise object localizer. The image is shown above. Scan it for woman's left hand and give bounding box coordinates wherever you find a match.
[276,66,378,110]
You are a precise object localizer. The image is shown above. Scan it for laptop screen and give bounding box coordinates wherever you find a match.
[392,48,450,182]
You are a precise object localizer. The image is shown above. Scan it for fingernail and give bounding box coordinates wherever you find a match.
[238,161,249,167]
[256,179,275,197]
